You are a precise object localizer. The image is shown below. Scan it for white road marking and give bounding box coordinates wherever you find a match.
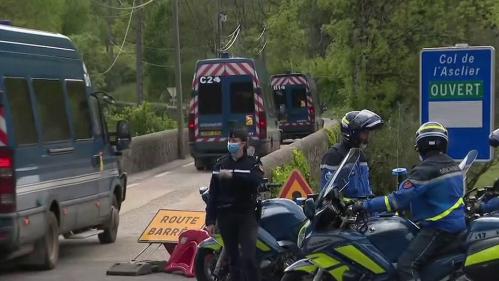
[182,162,195,168]
[154,171,172,178]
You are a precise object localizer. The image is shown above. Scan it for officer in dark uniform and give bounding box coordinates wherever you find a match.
[356,122,466,280]
[320,109,384,197]
[205,127,263,281]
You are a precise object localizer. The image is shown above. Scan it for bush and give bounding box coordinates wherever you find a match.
[366,110,420,195]
[107,102,177,136]
[271,149,316,195]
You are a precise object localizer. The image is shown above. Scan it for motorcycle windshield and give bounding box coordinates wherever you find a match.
[320,148,361,201]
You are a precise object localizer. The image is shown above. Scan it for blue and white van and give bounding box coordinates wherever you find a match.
[0,25,130,269]
[188,56,281,170]
[271,73,321,139]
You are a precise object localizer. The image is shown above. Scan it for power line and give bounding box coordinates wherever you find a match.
[100,0,135,74]
[94,0,155,10]
[220,26,240,51]
[143,61,174,68]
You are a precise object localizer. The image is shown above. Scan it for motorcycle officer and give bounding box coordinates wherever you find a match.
[320,109,384,197]
[205,127,264,281]
[476,128,499,214]
[355,122,466,281]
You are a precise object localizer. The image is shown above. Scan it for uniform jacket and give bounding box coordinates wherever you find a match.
[205,153,264,226]
[320,142,373,198]
[365,152,466,233]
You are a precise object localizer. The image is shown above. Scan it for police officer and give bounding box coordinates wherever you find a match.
[205,127,263,281]
[356,122,466,281]
[320,109,384,197]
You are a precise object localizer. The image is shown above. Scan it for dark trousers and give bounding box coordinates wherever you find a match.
[398,228,457,281]
[218,211,260,281]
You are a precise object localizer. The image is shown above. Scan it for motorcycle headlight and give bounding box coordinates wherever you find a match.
[297,220,311,249]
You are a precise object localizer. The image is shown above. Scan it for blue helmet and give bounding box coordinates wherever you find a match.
[490,128,499,148]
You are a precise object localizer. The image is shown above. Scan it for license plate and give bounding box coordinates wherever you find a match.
[200,131,221,137]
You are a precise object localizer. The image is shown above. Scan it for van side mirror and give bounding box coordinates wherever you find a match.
[116,120,131,151]
[490,129,499,148]
[304,198,315,220]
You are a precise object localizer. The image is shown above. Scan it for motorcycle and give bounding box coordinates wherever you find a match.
[282,148,499,281]
[195,179,309,281]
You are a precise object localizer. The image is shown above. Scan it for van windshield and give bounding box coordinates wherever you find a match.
[198,82,222,115]
[230,81,254,114]
[291,87,307,109]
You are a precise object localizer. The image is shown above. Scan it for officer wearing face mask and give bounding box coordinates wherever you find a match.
[320,110,384,197]
[205,127,263,281]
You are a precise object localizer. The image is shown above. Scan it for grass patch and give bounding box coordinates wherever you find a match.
[475,161,499,187]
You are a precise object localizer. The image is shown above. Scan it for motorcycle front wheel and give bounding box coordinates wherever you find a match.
[195,248,230,281]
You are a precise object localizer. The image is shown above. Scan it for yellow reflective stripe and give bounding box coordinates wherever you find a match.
[335,245,385,274]
[307,253,340,269]
[329,265,349,281]
[256,240,271,252]
[341,116,350,125]
[418,125,446,133]
[425,198,464,222]
[465,245,499,267]
[297,265,317,273]
[384,196,392,212]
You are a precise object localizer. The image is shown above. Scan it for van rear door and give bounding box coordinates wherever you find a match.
[286,85,309,123]
[226,76,256,136]
[197,75,225,141]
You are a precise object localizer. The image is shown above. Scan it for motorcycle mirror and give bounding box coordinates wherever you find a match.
[199,186,208,195]
[490,129,499,148]
[304,198,315,220]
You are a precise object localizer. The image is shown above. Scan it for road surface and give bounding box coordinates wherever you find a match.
[0,157,209,281]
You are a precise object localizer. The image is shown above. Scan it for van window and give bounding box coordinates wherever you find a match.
[4,78,38,145]
[291,87,307,108]
[88,96,103,137]
[230,81,254,114]
[198,82,222,115]
[66,80,92,139]
[33,79,71,142]
[273,90,286,110]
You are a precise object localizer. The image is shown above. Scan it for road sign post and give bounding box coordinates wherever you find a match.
[420,45,495,161]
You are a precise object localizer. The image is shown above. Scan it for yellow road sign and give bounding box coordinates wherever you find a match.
[138,209,206,243]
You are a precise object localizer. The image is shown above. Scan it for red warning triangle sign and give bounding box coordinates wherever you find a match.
[278,169,314,200]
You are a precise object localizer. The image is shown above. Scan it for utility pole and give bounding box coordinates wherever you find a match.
[135,0,145,104]
[217,0,221,55]
[174,0,185,159]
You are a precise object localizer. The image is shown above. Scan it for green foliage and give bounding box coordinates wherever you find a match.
[272,149,316,194]
[108,102,176,136]
[366,107,420,195]
[324,125,341,146]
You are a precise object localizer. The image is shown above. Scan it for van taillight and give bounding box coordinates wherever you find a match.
[188,114,196,141]
[258,112,267,139]
[309,106,316,121]
[0,149,15,213]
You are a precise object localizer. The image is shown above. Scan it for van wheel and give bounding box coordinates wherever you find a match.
[98,195,119,244]
[27,212,59,270]
[195,158,205,171]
